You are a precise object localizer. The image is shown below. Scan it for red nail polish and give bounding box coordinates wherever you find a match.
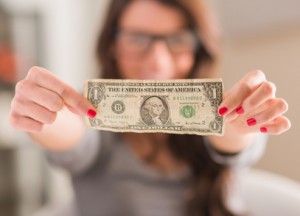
[236,106,244,114]
[87,109,97,118]
[260,127,267,133]
[218,107,228,116]
[247,118,257,126]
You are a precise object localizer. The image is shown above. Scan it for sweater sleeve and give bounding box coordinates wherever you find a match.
[45,129,101,175]
[204,134,268,168]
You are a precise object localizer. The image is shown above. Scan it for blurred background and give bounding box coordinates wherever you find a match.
[0,0,299,215]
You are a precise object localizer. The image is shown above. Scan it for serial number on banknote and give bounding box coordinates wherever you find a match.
[84,79,224,136]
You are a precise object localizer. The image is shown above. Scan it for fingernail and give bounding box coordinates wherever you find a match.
[260,127,268,133]
[87,109,97,118]
[247,118,257,126]
[218,107,228,116]
[236,106,244,114]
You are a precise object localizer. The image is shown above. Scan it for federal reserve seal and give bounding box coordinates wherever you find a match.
[111,100,125,114]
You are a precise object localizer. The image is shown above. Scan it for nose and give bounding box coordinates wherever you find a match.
[144,40,173,72]
[149,39,171,59]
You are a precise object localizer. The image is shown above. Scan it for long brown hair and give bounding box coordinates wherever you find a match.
[96,0,235,215]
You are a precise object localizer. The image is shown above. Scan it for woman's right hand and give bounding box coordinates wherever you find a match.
[10,66,97,133]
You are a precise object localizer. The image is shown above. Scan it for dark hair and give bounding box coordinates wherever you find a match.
[96,0,236,215]
[97,0,215,79]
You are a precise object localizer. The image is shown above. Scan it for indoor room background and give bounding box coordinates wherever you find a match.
[0,0,299,215]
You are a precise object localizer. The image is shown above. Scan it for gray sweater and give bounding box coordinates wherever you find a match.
[45,130,266,216]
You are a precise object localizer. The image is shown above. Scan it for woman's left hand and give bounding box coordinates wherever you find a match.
[218,69,291,135]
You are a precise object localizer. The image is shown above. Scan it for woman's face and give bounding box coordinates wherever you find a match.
[115,0,196,80]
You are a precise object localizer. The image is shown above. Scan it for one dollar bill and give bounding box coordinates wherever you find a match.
[84,79,224,136]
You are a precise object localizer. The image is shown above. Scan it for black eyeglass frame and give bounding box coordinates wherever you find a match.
[113,28,202,55]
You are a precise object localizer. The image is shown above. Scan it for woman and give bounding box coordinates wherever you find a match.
[10,0,290,215]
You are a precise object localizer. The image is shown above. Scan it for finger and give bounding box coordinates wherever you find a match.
[237,97,280,120]
[26,66,97,117]
[236,81,276,115]
[16,80,64,112]
[219,70,266,116]
[259,116,291,135]
[12,97,57,124]
[224,110,239,122]
[65,103,81,115]
[245,98,288,127]
[10,112,44,133]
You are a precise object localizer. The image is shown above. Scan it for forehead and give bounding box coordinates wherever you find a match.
[119,0,187,34]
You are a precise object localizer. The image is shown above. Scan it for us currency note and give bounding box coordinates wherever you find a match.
[84,79,224,136]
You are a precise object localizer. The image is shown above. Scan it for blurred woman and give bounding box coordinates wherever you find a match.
[10,0,290,215]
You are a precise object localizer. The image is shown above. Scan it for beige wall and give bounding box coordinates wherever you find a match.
[220,26,300,181]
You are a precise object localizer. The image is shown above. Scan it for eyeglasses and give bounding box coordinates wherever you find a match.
[115,29,199,57]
